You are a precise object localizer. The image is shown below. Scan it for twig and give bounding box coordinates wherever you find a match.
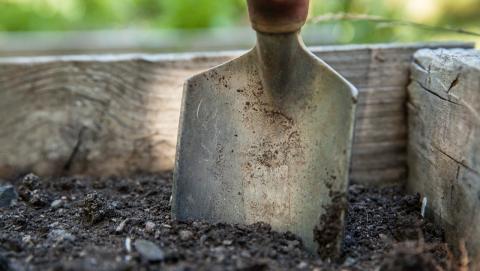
[308,13,480,37]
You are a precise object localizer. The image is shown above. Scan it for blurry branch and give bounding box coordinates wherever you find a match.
[309,13,480,37]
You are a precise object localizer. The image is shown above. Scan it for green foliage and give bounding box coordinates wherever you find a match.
[0,0,246,31]
[158,0,246,29]
[309,0,479,44]
[0,0,478,44]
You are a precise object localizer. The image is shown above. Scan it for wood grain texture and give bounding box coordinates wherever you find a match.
[0,42,473,185]
[407,48,480,268]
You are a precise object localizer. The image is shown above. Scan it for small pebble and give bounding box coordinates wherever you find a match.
[379,233,389,241]
[199,234,208,245]
[288,240,300,248]
[25,255,33,263]
[297,261,308,269]
[344,257,357,266]
[222,240,233,246]
[179,230,194,241]
[421,197,428,218]
[125,237,132,253]
[28,190,50,207]
[116,218,130,233]
[134,239,165,262]
[240,250,251,258]
[50,199,63,209]
[48,229,76,242]
[145,221,156,233]
[22,173,40,189]
[22,235,32,243]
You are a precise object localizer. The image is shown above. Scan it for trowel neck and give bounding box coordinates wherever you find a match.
[254,31,304,96]
[255,31,303,67]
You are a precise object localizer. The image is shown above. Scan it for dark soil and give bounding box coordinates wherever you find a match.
[0,173,456,271]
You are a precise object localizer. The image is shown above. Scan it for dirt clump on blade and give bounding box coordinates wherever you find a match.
[0,173,456,270]
[314,192,347,261]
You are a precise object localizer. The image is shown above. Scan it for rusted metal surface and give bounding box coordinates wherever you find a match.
[247,0,309,33]
[172,0,357,257]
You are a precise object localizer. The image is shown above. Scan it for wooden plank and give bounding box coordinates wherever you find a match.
[351,167,407,186]
[0,42,473,186]
[407,48,480,269]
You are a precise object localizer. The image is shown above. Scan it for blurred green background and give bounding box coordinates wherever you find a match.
[0,0,478,54]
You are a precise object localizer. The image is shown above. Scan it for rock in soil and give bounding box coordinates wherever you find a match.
[0,185,17,208]
[0,172,459,270]
[313,191,347,261]
[81,192,117,224]
[17,174,51,208]
[21,173,40,190]
[115,218,130,233]
[145,221,156,233]
[134,239,165,262]
[48,229,76,243]
[50,199,63,209]
[179,230,194,241]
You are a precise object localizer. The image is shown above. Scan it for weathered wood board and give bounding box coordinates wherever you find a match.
[407,48,480,268]
[0,42,473,185]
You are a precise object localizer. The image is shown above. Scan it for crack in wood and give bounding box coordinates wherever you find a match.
[414,80,461,105]
[447,74,460,93]
[63,127,86,172]
[413,59,428,72]
[456,165,461,181]
[432,144,480,175]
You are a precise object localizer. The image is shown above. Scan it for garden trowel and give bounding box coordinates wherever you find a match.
[172,0,357,258]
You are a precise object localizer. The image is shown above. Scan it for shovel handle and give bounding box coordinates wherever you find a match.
[247,0,309,34]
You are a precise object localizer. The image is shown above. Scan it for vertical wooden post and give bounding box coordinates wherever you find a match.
[408,48,480,269]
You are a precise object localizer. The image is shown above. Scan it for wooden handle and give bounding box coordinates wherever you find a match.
[247,0,309,34]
